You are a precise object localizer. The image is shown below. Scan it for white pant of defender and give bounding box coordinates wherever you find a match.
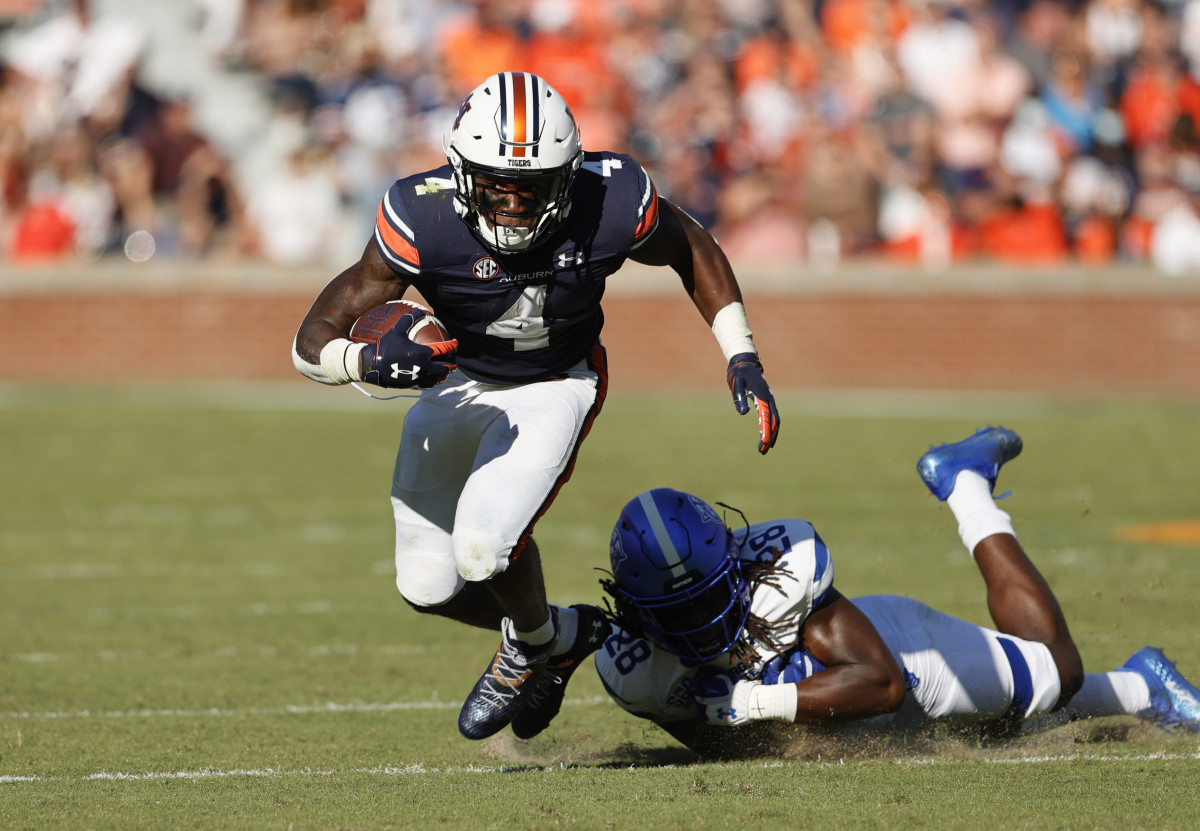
[853,594,1063,726]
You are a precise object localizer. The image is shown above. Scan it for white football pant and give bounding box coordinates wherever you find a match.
[854,594,1063,725]
[391,348,606,607]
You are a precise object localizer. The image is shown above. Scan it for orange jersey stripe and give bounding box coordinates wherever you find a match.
[375,203,420,266]
[634,185,660,241]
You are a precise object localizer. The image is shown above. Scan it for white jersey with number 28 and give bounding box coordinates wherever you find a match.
[595,518,1063,726]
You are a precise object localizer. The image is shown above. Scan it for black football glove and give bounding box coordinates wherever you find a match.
[726,352,780,455]
[360,308,458,389]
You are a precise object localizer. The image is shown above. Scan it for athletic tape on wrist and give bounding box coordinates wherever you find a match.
[319,338,365,385]
[747,682,799,722]
[711,302,757,363]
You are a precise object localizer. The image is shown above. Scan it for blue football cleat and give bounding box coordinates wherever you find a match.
[1121,646,1200,731]
[511,604,612,740]
[458,612,557,740]
[917,426,1023,501]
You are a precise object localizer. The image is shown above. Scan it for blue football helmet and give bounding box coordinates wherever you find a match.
[608,488,751,663]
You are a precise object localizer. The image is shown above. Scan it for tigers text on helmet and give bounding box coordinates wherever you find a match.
[608,488,751,663]
[446,72,583,252]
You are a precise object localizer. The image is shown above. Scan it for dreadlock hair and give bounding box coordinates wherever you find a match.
[734,544,803,664]
[598,569,644,637]
[719,500,803,662]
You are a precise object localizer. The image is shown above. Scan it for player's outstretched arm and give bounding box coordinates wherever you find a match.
[628,197,741,321]
[790,591,908,723]
[293,241,412,384]
[691,590,906,729]
[630,198,780,454]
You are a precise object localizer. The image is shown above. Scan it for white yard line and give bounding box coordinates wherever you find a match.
[0,382,1055,420]
[1,696,612,721]
[4,749,1199,786]
[3,764,510,784]
[0,560,309,580]
[980,751,1200,763]
[6,643,429,664]
[3,598,395,621]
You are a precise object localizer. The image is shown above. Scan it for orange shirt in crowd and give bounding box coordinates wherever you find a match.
[734,32,820,93]
[525,28,613,114]
[1073,214,1117,262]
[437,18,525,97]
[8,204,75,262]
[1121,62,1180,147]
[1175,73,1200,130]
[978,201,1070,262]
[820,0,911,54]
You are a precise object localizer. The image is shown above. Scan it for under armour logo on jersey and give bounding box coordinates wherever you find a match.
[390,363,421,381]
[473,257,499,281]
[557,250,584,269]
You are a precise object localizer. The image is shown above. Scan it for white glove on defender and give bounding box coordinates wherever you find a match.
[692,671,800,727]
[693,673,757,726]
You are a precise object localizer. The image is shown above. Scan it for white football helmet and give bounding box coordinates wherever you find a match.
[446,72,583,252]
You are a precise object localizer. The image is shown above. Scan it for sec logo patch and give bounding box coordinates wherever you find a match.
[473,257,499,281]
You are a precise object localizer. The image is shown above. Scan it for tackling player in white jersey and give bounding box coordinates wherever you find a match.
[594,427,1200,756]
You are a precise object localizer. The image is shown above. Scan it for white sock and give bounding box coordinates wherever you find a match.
[1064,671,1153,718]
[548,605,578,656]
[514,607,556,648]
[945,470,1016,555]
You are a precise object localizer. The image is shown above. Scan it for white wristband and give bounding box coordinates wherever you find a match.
[958,509,1017,558]
[319,337,365,384]
[746,682,799,722]
[711,302,757,363]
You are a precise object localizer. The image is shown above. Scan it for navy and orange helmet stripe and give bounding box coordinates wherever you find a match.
[496,71,541,159]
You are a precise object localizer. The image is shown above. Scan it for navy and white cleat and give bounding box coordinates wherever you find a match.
[458,613,556,740]
[917,426,1023,502]
[511,604,612,740]
[1121,646,1200,732]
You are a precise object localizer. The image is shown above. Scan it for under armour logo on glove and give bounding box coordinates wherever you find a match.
[585,618,607,646]
[390,363,422,382]
[360,308,457,390]
[690,669,757,727]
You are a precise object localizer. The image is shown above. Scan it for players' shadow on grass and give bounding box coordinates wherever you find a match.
[481,716,1165,770]
[480,731,700,770]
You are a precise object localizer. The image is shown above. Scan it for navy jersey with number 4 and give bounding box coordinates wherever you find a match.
[373,151,660,385]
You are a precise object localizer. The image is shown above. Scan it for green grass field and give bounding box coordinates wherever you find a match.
[2,383,1199,829]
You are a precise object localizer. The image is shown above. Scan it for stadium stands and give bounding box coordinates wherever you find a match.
[2,0,1200,274]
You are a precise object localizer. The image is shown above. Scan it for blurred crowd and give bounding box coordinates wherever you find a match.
[4,0,1200,273]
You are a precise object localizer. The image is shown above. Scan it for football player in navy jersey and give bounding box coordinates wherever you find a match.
[291,72,780,742]
[595,427,1200,757]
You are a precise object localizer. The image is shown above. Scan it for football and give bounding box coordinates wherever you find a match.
[350,300,451,346]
